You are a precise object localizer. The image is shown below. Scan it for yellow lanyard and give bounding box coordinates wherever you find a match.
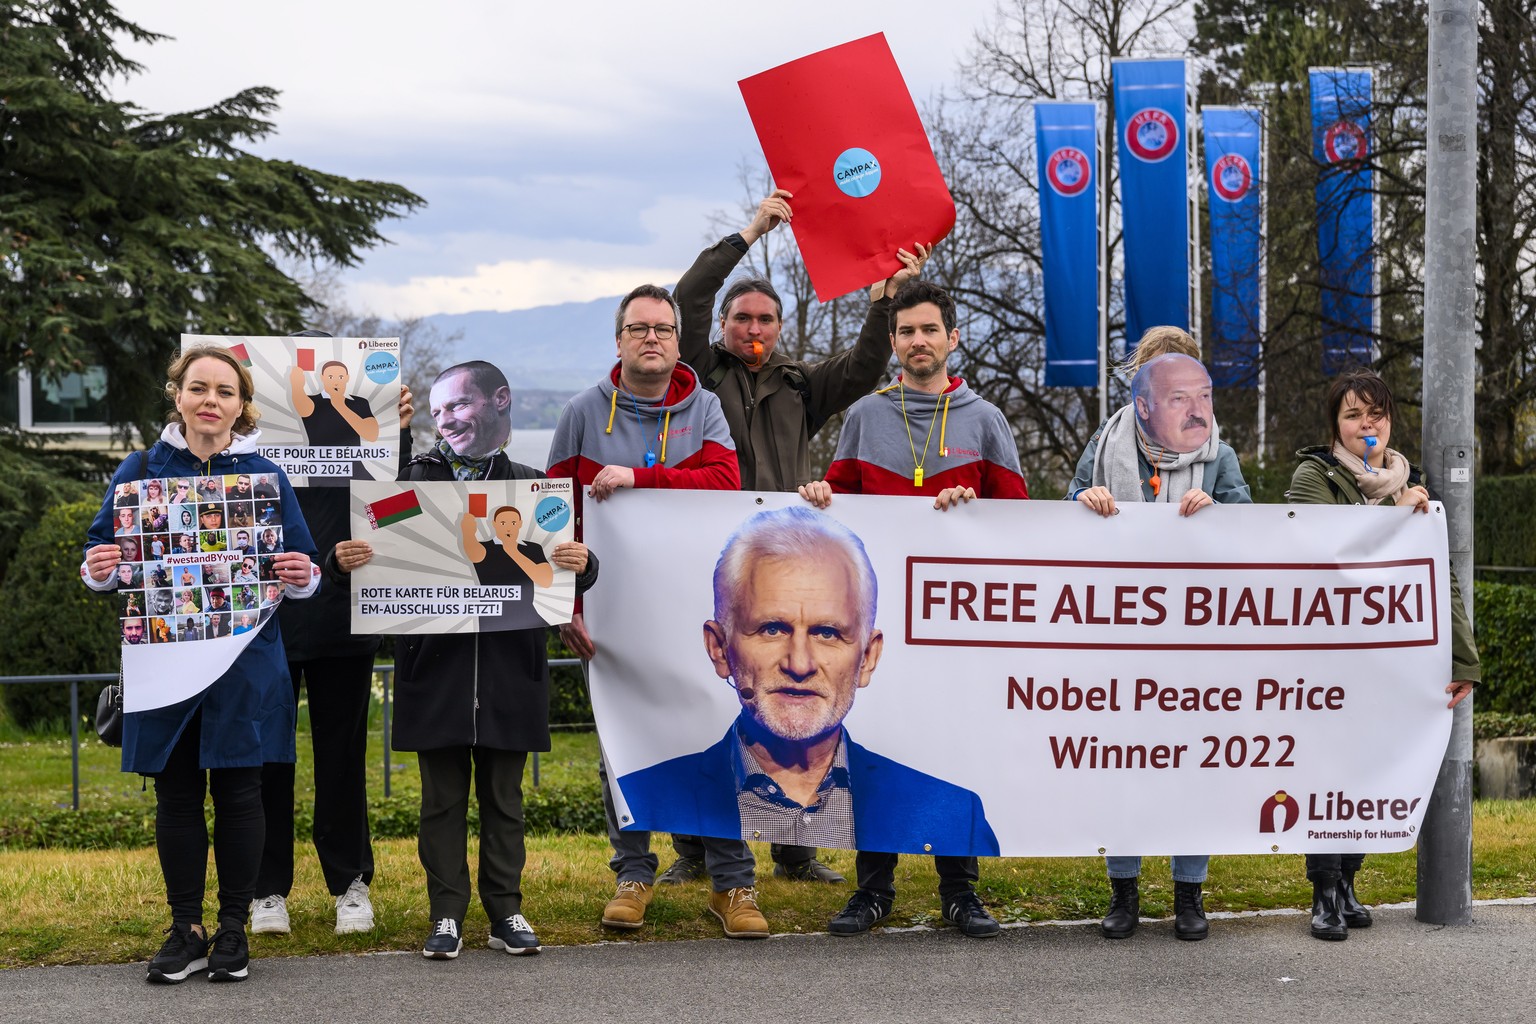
[899,386,951,488]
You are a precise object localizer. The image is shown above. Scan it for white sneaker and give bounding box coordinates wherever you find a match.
[335,877,375,934]
[249,894,290,935]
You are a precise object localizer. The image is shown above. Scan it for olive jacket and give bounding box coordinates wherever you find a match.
[1288,446,1480,682]
[675,234,893,491]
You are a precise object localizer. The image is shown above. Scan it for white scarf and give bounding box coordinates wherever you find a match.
[1092,404,1223,503]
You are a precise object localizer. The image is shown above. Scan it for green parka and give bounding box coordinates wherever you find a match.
[1288,446,1480,682]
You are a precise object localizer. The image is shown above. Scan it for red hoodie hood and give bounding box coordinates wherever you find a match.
[606,360,700,407]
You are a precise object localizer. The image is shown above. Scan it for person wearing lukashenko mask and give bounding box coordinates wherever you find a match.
[1066,342,1251,943]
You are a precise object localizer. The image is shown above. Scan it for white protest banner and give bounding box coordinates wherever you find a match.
[182,334,402,486]
[114,471,289,712]
[585,492,1454,857]
[349,479,578,634]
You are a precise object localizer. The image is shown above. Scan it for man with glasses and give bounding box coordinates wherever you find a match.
[667,190,939,885]
[548,284,765,938]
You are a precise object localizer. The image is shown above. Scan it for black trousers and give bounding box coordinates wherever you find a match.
[672,834,816,867]
[855,852,979,902]
[417,746,528,922]
[255,655,376,897]
[153,709,264,926]
[1305,853,1366,884]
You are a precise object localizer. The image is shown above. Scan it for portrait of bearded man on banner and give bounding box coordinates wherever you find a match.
[616,505,998,856]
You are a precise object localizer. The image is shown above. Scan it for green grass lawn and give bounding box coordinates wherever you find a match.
[0,712,1532,969]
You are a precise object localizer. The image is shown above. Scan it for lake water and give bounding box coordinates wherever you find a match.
[508,427,556,470]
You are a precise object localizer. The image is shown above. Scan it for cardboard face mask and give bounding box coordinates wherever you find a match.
[1131,353,1214,454]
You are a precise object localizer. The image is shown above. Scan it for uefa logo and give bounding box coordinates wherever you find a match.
[1045,146,1092,197]
[1125,108,1179,162]
[1324,120,1367,164]
[1210,153,1253,203]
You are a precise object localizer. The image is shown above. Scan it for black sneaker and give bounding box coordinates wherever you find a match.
[207,924,249,982]
[146,922,209,984]
[943,891,1001,938]
[828,889,892,935]
[656,855,708,885]
[488,913,541,955]
[422,918,463,959]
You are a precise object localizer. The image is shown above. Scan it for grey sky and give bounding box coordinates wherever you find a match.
[114,0,1000,317]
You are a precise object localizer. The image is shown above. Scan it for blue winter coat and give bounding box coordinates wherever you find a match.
[83,426,319,773]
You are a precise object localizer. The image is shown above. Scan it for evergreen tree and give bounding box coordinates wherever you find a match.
[0,0,424,437]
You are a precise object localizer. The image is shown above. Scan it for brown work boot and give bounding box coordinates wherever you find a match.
[600,880,653,930]
[708,886,769,939]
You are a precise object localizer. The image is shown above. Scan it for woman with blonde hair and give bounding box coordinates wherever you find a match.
[81,345,320,984]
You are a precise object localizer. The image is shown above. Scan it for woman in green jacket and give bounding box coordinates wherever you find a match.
[1288,368,1479,941]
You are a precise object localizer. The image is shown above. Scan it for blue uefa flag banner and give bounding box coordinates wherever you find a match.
[1310,68,1374,373]
[1112,58,1190,354]
[1035,102,1099,388]
[1203,107,1263,389]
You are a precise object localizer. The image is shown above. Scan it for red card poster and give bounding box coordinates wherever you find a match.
[467,493,488,518]
[739,34,955,301]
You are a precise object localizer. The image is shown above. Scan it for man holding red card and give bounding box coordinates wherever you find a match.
[672,188,936,886]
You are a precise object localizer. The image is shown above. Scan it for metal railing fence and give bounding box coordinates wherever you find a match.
[0,658,586,808]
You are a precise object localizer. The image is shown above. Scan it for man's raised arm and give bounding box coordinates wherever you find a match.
[675,189,793,371]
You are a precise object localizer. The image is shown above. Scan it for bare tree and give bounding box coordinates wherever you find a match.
[923,0,1195,494]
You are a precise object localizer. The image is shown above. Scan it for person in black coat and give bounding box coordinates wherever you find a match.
[330,360,598,960]
[252,334,414,938]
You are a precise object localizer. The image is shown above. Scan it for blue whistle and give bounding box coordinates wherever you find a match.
[644,451,658,468]
[1363,436,1377,473]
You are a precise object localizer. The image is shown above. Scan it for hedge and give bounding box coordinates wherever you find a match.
[1471,581,1536,715]
[0,776,606,851]
[1474,475,1536,583]
[0,500,118,730]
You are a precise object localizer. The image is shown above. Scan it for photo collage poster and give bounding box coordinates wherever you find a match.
[113,472,287,647]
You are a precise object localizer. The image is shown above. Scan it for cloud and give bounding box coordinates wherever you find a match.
[113,0,1000,316]
[348,257,685,317]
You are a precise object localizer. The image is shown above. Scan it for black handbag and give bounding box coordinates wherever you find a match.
[95,678,123,747]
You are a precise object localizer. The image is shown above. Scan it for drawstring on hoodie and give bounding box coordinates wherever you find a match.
[610,385,670,467]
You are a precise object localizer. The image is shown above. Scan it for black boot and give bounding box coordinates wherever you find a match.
[1338,873,1372,929]
[1172,881,1208,941]
[1310,879,1348,940]
[1101,876,1139,939]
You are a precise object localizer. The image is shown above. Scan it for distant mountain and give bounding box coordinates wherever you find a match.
[422,294,642,393]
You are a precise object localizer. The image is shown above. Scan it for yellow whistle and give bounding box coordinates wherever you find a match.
[913,468,924,487]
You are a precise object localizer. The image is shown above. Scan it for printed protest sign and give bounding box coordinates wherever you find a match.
[349,479,578,634]
[586,492,1454,857]
[115,471,288,711]
[739,33,955,301]
[182,335,402,486]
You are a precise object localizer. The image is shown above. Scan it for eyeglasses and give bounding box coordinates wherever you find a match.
[621,323,676,341]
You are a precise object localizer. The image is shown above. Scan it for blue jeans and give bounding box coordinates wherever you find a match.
[1105,856,1209,883]
[598,747,755,891]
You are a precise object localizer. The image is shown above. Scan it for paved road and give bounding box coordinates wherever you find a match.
[3,903,1532,1024]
